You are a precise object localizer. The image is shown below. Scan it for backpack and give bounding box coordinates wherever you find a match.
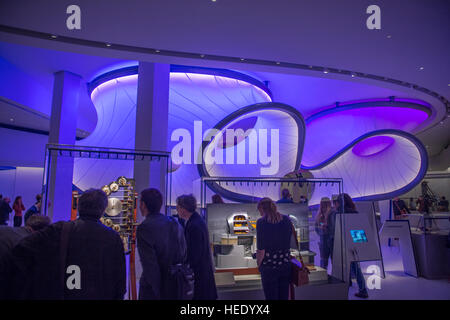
[167,217,194,300]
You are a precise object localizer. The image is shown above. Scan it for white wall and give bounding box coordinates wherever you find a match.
[0,127,48,167]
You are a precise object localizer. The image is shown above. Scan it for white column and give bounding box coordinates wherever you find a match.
[133,62,170,217]
[47,71,81,222]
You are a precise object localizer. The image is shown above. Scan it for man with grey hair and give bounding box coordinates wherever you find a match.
[176,194,217,300]
[5,189,126,300]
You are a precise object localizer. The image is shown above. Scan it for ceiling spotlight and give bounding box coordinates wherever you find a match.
[50,35,58,39]
[323,69,329,74]
[276,62,280,65]
[240,58,245,61]
[419,66,424,70]
[387,35,392,38]
[106,43,111,47]
[9,118,14,122]
[155,49,160,53]
[351,72,356,78]
[200,54,205,58]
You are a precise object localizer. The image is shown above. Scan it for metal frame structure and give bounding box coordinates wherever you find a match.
[200,176,348,283]
[42,143,173,216]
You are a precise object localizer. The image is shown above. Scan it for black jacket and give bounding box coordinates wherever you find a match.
[185,212,217,300]
[5,217,126,300]
[0,200,12,225]
[136,213,186,300]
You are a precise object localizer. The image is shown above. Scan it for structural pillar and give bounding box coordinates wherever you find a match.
[47,71,81,222]
[133,62,170,218]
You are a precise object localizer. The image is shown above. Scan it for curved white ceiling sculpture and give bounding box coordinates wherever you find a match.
[73,67,272,199]
[307,130,427,205]
[73,65,429,206]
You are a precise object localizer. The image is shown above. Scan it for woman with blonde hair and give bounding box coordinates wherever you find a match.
[255,197,292,300]
[315,197,333,269]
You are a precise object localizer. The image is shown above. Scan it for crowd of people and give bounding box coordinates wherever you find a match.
[3,184,446,301]
[0,194,43,227]
[0,188,218,300]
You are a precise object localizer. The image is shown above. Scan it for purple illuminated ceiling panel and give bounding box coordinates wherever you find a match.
[307,130,427,205]
[73,67,272,197]
[302,104,430,168]
[352,135,395,157]
[200,103,305,202]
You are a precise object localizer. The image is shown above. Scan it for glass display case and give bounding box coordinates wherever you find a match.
[200,177,350,299]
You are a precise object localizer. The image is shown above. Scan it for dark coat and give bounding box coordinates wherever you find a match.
[0,226,31,260]
[0,200,12,225]
[184,212,217,300]
[136,213,186,300]
[0,226,32,299]
[4,217,126,300]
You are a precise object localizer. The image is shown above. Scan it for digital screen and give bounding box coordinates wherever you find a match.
[350,230,368,243]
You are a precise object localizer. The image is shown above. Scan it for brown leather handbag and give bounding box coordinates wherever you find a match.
[290,222,309,287]
[291,256,309,286]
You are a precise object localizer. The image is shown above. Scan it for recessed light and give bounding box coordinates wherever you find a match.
[276,62,280,65]
[50,35,57,39]
[106,43,111,47]
[9,118,14,122]
[155,49,160,53]
[240,58,245,61]
[323,69,329,74]
[200,54,205,58]
[419,66,424,70]
[387,35,392,38]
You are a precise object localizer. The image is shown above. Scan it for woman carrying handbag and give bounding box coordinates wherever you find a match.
[255,198,294,300]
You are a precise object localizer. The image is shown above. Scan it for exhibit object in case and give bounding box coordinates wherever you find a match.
[203,176,348,299]
[71,176,139,299]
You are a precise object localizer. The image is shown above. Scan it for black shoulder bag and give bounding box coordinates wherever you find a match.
[167,217,194,300]
[60,221,74,299]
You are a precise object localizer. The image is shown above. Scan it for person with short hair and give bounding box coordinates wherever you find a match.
[255,197,293,300]
[277,189,294,203]
[176,194,217,300]
[0,215,51,261]
[335,193,369,299]
[6,189,126,300]
[137,188,187,300]
[0,197,12,226]
[23,195,41,225]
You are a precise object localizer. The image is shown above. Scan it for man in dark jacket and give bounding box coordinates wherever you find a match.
[6,189,126,300]
[137,188,186,300]
[176,194,217,300]
[0,215,51,260]
[0,197,12,226]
